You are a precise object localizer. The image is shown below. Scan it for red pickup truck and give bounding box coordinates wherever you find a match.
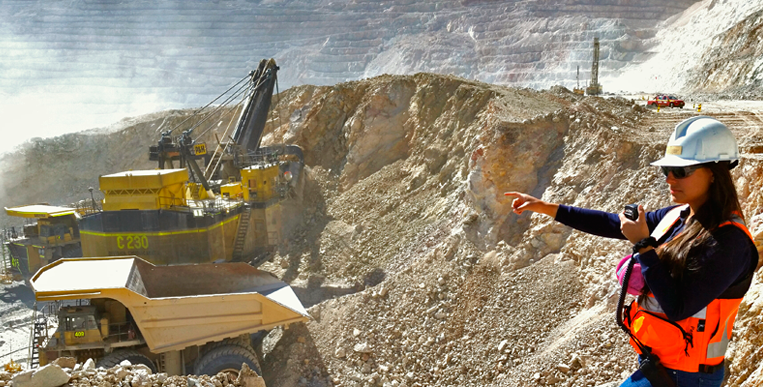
[647,95,685,108]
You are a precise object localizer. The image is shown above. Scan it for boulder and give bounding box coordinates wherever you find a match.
[13,365,71,387]
[129,373,149,387]
[83,359,96,371]
[131,365,153,376]
[10,370,33,387]
[113,367,130,380]
[234,364,265,387]
[51,358,76,370]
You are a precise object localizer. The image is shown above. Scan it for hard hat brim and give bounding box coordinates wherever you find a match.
[650,155,704,167]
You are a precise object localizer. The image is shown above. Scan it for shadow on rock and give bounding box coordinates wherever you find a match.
[279,169,331,284]
[259,323,331,387]
[0,282,36,308]
[291,276,363,309]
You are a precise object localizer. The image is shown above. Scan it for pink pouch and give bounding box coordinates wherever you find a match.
[616,254,644,295]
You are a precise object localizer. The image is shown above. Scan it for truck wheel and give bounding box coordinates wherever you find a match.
[97,350,157,373]
[194,345,261,377]
[202,336,252,353]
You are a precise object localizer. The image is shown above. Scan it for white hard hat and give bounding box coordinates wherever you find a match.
[651,116,739,168]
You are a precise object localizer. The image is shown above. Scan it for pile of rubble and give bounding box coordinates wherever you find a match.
[253,75,763,387]
[2,358,264,387]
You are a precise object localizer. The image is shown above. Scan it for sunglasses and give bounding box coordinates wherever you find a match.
[660,165,701,179]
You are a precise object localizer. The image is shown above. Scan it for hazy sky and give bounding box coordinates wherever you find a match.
[0,1,292,155]
[1,87,177,154]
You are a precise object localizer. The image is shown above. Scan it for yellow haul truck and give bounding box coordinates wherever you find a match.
[3,204,82,280]
[30,256,309,376]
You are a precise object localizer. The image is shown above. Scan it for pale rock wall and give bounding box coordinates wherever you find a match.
[611,0,763,95]
[258,75,763,386]
[725,156,763,387]
[685,9,763,97]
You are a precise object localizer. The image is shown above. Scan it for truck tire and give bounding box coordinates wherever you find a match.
[201,336,252,354]
[194,344,261,377]
[97,350,157,373]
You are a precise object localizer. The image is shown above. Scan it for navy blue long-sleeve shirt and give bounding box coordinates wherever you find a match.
[555,204,757,321]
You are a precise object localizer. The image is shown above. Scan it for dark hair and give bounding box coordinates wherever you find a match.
[653,161,741,280]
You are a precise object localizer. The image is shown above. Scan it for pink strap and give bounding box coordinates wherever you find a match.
[616,254,644,295]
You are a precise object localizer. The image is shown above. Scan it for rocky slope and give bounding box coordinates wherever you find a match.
[686,6,763,98]
[2,357,266,387]
[251,74,763,387]
[2,73,762,386]
[612,0,763,97]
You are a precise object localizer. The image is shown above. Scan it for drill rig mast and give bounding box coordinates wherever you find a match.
[586,37,603,96]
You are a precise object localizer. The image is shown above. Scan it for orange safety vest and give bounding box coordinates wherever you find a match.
[623,205,755,373]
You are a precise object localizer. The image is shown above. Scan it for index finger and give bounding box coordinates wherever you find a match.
[504,192,521,197]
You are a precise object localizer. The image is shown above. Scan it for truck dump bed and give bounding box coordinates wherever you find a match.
[31,256,309,352]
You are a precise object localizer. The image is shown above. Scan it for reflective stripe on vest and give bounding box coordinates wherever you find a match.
[704,214,752,361]
[721,214,752,240]
[641,297,707,319]
[650,204,689,241]
[626,206,753,373]
[707,312,734,359]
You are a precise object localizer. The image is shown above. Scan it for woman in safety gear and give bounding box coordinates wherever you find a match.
[505,116,758,387]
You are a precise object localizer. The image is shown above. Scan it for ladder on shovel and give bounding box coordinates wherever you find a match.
[232,206,252,261]
[1,233,13,284]
[28,309,47,369]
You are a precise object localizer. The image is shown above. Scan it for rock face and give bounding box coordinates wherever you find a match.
[686,7,763,98]
[2,73,763,386]
[253,75,763,386]
[0,0,701,88]
[612,0,763,96]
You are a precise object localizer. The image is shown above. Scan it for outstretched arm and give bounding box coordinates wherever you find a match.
[505,192,674,241]
[504,192,559,218]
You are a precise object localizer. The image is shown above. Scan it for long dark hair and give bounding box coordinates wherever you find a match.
[655,161,741,279]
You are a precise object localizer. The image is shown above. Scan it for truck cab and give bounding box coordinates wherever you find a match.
[57,306,104,346]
